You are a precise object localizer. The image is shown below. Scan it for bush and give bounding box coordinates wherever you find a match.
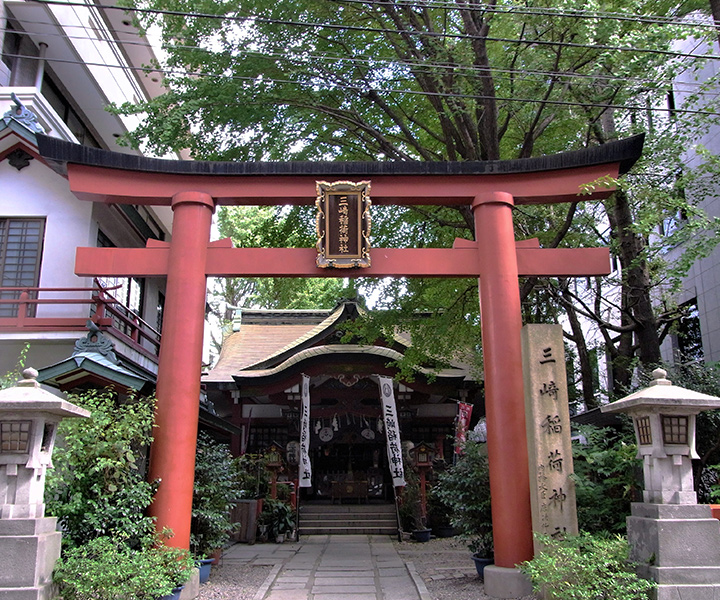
[44,389,156,548]
[572,424,642,533]
[191,432,238,557]
[433,441,493,556]
[53,536,195,600]
[520,533,655,600]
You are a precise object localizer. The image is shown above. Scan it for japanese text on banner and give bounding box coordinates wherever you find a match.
[299,374,312,488]
[378,375,406,487]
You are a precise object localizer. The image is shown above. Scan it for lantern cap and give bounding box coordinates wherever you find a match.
[601,368,720,415]
[0,367,91,419]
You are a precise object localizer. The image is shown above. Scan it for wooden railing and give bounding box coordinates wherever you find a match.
[0,282,161,359]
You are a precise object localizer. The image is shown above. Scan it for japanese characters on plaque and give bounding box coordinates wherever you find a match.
[299,374,312,488]
[378,375,406,487]
[521,324,578,551]
[316,180,371,269]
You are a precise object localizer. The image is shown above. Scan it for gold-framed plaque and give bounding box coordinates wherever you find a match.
[316,180,371,268]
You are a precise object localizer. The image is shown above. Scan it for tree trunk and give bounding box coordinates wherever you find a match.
[561,281,599,410]
[605,191,662,394]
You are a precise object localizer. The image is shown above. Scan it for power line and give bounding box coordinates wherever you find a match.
[337,0,720,30]
[27,0,720,61]
[5,50,718,117]
[7,15,717,97]
[5,19,711,93]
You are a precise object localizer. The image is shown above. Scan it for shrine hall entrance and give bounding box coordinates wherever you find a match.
[310,442,392,503]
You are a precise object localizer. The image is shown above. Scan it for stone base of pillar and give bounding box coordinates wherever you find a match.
[179,567,200,600]
[0,517,61,600]
[627,503,720,597]
[483,565,533,598]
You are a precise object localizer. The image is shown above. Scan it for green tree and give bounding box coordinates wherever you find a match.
[117,0,720,396]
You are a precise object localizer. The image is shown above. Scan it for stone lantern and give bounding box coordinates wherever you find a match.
[0,368,90,600]
[601,367,720,599]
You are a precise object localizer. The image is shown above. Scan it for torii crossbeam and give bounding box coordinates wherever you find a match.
[38,134,644,572]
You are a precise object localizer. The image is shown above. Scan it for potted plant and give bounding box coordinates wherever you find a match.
[399,466,432,542]
[434,440,494,575]
[427,484,455,538]
[262,498,295,543]
[191,433,239,580]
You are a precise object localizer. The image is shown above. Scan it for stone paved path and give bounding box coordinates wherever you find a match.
[221,534,430,600]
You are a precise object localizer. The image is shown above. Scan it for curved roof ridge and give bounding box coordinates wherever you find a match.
[233,344,467,381]
[241,301,360,370]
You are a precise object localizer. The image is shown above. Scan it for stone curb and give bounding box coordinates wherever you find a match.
[405,560,432,600]
[252,563,283,600]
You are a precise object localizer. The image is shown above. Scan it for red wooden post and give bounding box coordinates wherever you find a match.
[148,191,215,549]
[473,192,534,567]
[17,291,29,327]
[419,467,428,520]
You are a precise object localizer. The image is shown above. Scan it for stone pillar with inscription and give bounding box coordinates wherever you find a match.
[521,324,578,553]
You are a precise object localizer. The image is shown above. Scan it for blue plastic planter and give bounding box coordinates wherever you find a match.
[197,558,214,584]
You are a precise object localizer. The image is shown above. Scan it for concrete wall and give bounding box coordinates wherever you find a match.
[661,35,720,363]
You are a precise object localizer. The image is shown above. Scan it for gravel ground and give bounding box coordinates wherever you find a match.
[198,562,273,600]
[394,537,539,600]
[197,537,539,600]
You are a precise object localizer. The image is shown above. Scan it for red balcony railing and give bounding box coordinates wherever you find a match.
[0,282,161,360]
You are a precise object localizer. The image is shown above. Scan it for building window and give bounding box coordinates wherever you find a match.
[41,74,101,148]
[96,230,145,328]
[676,299,703,363]
[248,426,288,454]
[0,218,45,317]
[156,291,165,333]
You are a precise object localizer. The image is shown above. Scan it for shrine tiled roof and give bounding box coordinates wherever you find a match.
[203,305,344,383]
[203,300,474,385]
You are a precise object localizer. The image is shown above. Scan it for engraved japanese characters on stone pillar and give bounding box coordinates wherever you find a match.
[522,325,578,552]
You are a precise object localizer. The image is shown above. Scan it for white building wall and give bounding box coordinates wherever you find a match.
[0,154,95,317]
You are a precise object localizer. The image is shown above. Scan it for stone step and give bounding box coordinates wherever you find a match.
[302,517,397,526]
[300,511,396,521]
[300,503,396,513]
[299,502,398,535]
[300,525,398,535]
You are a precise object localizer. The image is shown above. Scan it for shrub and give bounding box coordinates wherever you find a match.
[53,536,195,600]
[433,441,493,556]
[191,432,238,557]
[572,424,641,533]
[44,389,156,548]
[520,532,655,600]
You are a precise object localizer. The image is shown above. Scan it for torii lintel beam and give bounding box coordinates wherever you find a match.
[75,244,611,278]
[37,134,644,207]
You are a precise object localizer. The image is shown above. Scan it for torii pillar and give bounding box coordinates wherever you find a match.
[36,133,644,594]
[474,192,534,569]
[148,191,215,545]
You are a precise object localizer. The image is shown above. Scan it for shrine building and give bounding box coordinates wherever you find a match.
[203,299,483,502]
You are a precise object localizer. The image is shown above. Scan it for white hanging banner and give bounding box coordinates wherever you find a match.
[299,374,312,488]
[378,375,406,487]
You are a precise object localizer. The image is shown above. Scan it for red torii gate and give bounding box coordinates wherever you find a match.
[38,134,643,572]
